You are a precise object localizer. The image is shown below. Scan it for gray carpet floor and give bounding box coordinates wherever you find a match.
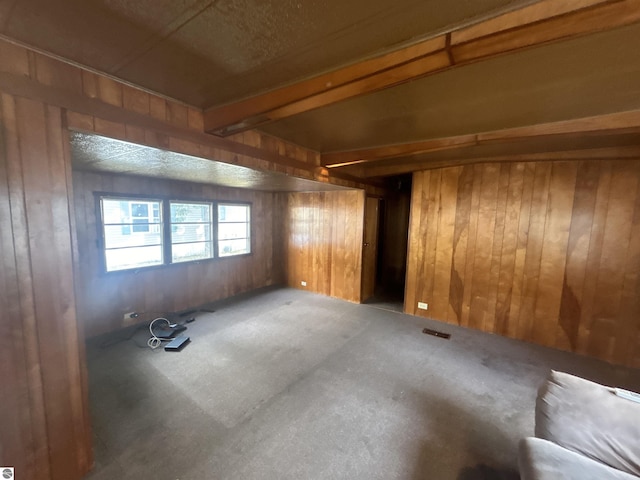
[83,287,640,480]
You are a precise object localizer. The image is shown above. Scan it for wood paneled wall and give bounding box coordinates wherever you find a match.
[73,170,287,337]
[0,94,92,479]
[285,190,365,303]
[0,36,378,480]
[0,38,383,194]
[406,160,640,367]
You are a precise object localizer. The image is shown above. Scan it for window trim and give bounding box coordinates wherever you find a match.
[95,192,253,274]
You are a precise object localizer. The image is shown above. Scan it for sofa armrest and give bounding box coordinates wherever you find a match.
[535,371,640,476]
[519,437,638,480]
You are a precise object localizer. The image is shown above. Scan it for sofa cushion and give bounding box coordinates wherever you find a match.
[535,371,640,476]
[519,437,638,480]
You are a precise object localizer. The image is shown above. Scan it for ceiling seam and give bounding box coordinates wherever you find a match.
[110,0,219,74]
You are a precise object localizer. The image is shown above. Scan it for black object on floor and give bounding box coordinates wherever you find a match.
[153,324,187,339]
[164,336,190,351]
[422,327,451,339]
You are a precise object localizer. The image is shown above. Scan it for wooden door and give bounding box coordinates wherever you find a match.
[361,196,380,302]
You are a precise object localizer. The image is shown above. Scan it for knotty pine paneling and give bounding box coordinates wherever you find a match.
[0,93,92,479]
[73,170,287,337]
[406,160,640,368]
[285,190,365,303]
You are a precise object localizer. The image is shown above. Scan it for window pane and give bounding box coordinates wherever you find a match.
[219,238,250,257]
[104,224,162,248]
[102,198,161,224]
[105,245,163,271]
[218,204,249,222]
[218,222,248,240]
[169,202,213,263]
[172,242,213,263]
[172,223,212,244]
[131,203,148,218]
[101,197,164,272]
[171,202,211,223]
[102,199,128,224]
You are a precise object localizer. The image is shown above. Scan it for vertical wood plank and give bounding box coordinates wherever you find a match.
[495,163,525,335]
[577,163,612,354]
[587,161,638,359]
[460,165,483,327]
[3,93,52,480]
[16,97,80,480]
[419,170,441,317]
[508,162,535,338]
[557,160,599,350]
[614,170,640,364]
[517,162,552,340]
[404,171,424,314]
[413,171,432,315]
[448,165,474,324]
[431,167,460,321]
[532,161,577,346]
[468,164,500,330]
[0,93,43,480]
[484,163,511,333]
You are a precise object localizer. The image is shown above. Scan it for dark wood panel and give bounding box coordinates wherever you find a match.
[285,190,365,303]
[406,159,640,368]
[73,170,286,337]
[0,93,91,479]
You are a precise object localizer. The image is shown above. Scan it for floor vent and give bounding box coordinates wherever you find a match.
[422,328,451,339]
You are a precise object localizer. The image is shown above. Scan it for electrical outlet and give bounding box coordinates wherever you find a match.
[417,302,429,310]
[301,281,307,287]
[123,311,138,321]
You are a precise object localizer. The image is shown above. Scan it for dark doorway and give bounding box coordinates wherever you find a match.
[368,174,412,312]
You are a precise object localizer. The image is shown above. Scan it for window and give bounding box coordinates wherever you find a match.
[100,197,164,272]
[99,195,250,272]
[170,202,213,263]
[218,204,251,257]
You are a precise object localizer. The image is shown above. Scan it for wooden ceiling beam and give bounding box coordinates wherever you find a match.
[450,0,639,63]
[204,0,639,136]
[322,135,478,167]
[204,39,449,136]
[322,109,640,168]
[477,109,640,142]
[361,146,640,178]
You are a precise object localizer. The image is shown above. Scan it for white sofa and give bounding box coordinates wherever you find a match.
[518,371,640,480]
